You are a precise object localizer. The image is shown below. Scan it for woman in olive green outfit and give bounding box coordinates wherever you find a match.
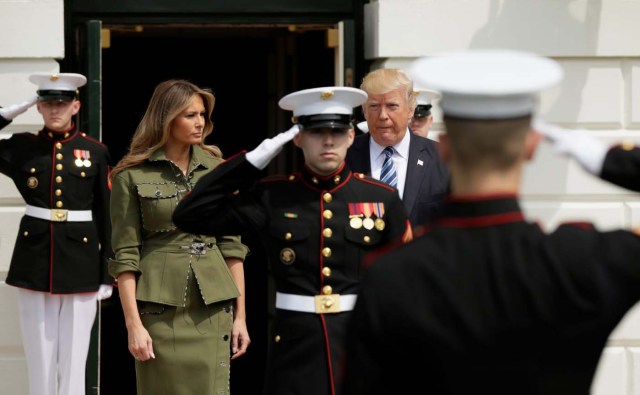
[109,79,250,395]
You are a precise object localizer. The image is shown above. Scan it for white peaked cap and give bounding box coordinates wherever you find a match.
[356,121,369,133]
[29,73,87,102]
[410,49,563,119]
[279,87,368,130]
[414,88,441,106]
[279,86,367,116]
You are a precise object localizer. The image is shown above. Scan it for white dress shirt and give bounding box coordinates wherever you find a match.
[368,130,410,199]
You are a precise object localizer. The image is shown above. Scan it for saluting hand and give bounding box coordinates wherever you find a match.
[0,96,38,121]
[246,124,301,170]
[534,121,609,176]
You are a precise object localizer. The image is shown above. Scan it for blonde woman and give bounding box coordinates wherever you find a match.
[109,79,250,394]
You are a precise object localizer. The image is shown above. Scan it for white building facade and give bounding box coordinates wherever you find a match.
[1,0,640,393]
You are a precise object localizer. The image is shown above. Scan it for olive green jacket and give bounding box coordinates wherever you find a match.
[109,145,249,306]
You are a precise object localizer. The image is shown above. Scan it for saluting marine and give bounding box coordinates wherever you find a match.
[0,73,112,395]
[173,86,413,395]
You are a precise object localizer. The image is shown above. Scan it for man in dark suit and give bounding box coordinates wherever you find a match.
[346,68,450,227]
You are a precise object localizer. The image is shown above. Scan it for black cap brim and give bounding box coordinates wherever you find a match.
[37,90,77,103]
[296,114,353,130]
[414,104,432,118]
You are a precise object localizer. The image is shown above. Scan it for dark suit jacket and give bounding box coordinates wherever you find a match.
[346,131,450,227]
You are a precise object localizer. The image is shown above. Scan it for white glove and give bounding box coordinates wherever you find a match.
[357,121,369,133]
[97,284,113,301]
[534,121,609,176]
[246,124,300,170]
[0,96,38,121]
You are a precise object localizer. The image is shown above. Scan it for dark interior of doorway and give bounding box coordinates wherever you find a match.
[99,25,334,395]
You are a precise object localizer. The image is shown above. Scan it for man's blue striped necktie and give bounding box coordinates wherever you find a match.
[380,146,398,188]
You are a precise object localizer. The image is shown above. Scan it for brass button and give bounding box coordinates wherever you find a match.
[81,172,86,178]
[288,175,295,181]
[322,247,332,258]
[322,228,332,238]
[56,201,63,208]
[56,163,63,171]
[322,267,332,277]
[55,142,62,149]
[322,285,333,295]
[334,175,341,184]
[23,231,29,237]
[30,168,36,173]
[285,232,292,240]
[363,235,371,243]
[55,189,62,196]
[323,193,332,203]
[274,335,281,343]
[56,153,63,160]
[356,173,365,178]
[83,237,88,243]
[56,176,62,183]
[323,210,333,219]
[312,177,319,184]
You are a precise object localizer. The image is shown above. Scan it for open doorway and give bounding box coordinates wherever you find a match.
[99,24,335,395]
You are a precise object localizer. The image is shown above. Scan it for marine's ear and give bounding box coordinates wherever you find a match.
[524,129,542,161]
[437,133,451,163]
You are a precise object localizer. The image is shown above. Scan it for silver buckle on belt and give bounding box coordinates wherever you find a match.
[314,294,341,314]
[189,242,207,255]
[50,209,68,222]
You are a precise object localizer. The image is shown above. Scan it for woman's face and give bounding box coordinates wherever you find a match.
[168,94,206,147]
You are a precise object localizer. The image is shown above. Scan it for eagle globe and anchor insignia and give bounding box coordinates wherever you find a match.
[280,247,296,265]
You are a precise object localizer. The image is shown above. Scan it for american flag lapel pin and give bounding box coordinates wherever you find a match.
[417,159,424,166]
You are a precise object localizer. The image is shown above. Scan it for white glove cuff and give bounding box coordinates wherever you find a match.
[0,97,38,121]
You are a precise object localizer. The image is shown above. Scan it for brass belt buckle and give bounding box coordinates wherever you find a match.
[190,242,207,255]
[314,294,341,314]
[50,209,68,222]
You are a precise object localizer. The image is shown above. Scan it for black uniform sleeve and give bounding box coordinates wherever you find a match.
[94,145,114,284]
[173,153,265,236]
[601,145,640,192]
[0,113,11,130]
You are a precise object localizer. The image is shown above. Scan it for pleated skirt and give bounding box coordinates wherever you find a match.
[135,272,234,395]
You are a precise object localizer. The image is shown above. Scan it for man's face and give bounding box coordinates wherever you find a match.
[37,100,80,132]
[362,88,413,146]
[410,114,434,138]
[293,127,355,176]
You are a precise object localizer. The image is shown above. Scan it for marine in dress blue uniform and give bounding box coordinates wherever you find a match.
[0,73,112,395]
[342,50,640,395]
[173,86,412,395]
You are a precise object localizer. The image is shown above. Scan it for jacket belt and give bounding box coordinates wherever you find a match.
[25,204,92,222]
[275,291,357,314]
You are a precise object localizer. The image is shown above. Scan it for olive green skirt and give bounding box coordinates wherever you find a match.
[136,273,234,395]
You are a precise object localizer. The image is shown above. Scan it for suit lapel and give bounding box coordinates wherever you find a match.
[402,133,427,216]
[348,134,372,175]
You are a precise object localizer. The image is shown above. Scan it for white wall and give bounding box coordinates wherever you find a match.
[0,1,65,393]
[365,0,640,393]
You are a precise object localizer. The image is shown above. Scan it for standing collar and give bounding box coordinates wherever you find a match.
[437,194,525,228]
[299,161,352,191]
[39,123,77,141]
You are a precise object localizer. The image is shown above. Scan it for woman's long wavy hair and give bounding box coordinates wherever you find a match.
[110,79,221,181]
